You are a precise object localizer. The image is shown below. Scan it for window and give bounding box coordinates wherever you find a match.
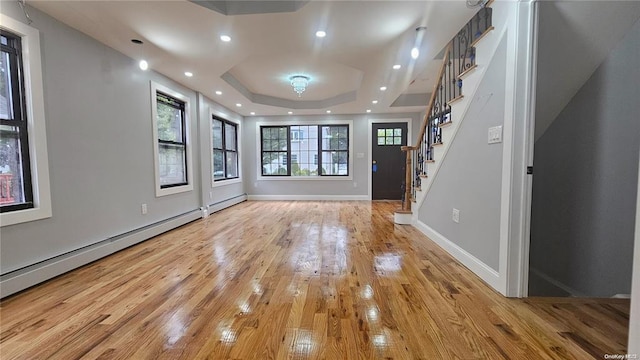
[260,123,350,177]
[321,125,349,175]
[376,128,402,146]
[0,31,32,212]
[151,81,193,197]
[212,116,238,181]
[1,15,51,226]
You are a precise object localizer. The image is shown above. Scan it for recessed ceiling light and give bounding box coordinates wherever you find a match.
[315,30,326,38]
[366,109,371,113]
[139,59,148,71]
[393,64,401,70]
[326,110,331,114]
[215,91,222,95]
[250,112,256,115]
[184,71,193,77]
[372,100,378,104]
[380,86,387,91]
[220,35,231,42]
[288,111,293,115]
[236,103,242,107]
[411,47,420,59]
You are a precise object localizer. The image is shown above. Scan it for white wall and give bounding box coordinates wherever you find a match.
[197,93,245,210]
[0,3,244,294]
[418,33,507,272]
[630,149,640,355]
[529,18,640,297]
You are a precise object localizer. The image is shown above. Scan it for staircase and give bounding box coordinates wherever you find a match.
[395,4,495,224]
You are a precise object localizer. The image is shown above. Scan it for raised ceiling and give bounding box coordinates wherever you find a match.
[28,0,477,116]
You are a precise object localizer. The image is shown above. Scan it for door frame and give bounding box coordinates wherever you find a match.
[368,118,412,201]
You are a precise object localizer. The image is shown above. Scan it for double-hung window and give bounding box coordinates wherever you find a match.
[260,123,350,177]
[212,116,239,181]
[0,31,32,212]
[0,15,51,226]
[151,82,192,197]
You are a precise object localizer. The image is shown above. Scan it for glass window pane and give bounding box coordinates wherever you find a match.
[262,127,271,140]
[394,136,401,145]
[378,137,385,145]
[385,137,394,145]
[385,129,393,137]
[377,129,385,137]
[0,125,25,205]
[225,123,236,151]
[394,128,402,136]
[213,149,225,179]
[0,51,14,120]
[157,99,183,143]
[159,143,186,185]
[212,119,223,149]
[338,126,347,138]
[0,36,7,45]
[226,152,238,178]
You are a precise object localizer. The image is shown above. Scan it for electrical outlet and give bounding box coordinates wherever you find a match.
[452,208,460,223]
[141,203,147,215]
[254,182,258,188]
[209,191,213,200]
[353,182,357,188]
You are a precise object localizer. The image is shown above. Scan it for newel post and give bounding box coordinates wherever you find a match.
[400,146,413,212]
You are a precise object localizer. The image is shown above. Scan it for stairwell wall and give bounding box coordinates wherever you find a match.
[529,19,640,297]
[417,34,508,273]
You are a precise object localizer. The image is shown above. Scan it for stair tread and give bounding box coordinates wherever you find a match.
[425,159,435,163]
[447,95,464,106]
[432,142,444,147]
[471,26,495,47]
[439,121,453,128]
[457,64,478,80]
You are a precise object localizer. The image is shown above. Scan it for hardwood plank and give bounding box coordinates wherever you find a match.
[0,201,630,359]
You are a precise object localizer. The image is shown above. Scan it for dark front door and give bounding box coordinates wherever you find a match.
[372,122,408,200]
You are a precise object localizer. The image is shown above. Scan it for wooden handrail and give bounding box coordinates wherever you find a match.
[399,44,451,213]
[414,43,452,149]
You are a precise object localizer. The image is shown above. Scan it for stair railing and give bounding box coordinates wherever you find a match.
[401,6,492,212]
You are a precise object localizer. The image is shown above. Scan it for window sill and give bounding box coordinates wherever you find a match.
[212,178,242,188]
[1,204,52,227]
[156,183,194,197]
[257,175,353,181]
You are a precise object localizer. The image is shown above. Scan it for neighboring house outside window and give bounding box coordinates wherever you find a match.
[212,116,239,181]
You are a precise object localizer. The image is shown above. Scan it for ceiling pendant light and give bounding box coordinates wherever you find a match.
[131,39,148,71]
[290,75,310,97]
[411,26,426,60]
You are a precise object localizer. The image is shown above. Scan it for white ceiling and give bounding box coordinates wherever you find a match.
[28,0,477,116]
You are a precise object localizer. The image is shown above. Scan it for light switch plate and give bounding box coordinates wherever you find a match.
[488,126,502,144]
[452,208,460,223]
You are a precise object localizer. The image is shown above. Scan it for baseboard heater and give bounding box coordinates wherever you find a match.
[0,209,202,298]
[206,193,248,215]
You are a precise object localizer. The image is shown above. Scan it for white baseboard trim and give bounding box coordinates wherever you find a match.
[208,194,247,214]
[528,267,585,297]
[414,219,501,291]
[0,210,202,298]
[247,195,369,201]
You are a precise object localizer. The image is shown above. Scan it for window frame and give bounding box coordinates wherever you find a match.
[256,120,353,181]
[0,15,51,227]
[150,81,193,197]
[211,114,241,186]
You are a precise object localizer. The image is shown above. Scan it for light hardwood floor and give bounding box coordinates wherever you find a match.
[0,201,630,359]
